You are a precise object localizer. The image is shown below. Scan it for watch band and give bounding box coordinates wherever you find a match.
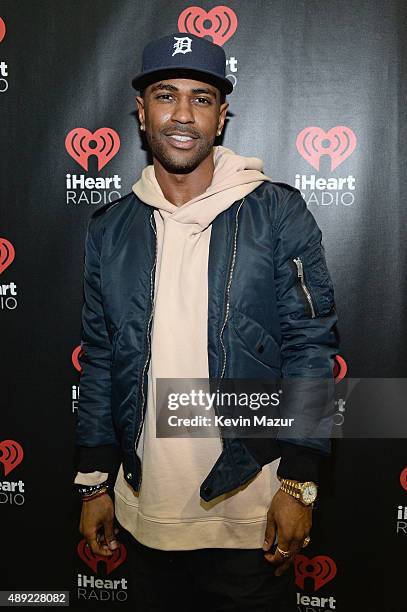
[278,476,303,500]
[277,475,317,505]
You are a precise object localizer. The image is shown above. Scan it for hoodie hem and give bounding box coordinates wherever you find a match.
[114,489,269,551]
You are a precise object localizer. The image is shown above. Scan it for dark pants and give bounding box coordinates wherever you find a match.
[121,528,298,612]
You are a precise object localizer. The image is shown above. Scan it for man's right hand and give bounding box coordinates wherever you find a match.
[79,493,119,557]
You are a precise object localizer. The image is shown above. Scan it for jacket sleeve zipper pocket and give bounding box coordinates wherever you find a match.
[292,256,316,318]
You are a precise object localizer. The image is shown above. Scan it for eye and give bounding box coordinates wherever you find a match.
[156,94,173,101]
[154,94,211,105]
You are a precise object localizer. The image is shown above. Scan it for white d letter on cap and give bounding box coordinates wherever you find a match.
[172,36,193,57]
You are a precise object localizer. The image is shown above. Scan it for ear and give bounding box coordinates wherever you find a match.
[217,101,229,135]
[136,96,145,130]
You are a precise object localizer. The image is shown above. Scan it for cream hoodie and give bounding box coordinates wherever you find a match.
[76,146,282,551]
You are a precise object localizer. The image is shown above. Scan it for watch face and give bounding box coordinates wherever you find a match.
[302,483,317,504]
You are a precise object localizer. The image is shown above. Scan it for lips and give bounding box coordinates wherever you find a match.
[164,131,199,150]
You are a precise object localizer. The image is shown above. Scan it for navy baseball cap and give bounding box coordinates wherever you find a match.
[132,33,233,95]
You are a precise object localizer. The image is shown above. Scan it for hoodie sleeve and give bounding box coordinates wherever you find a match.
[74,471,109,486]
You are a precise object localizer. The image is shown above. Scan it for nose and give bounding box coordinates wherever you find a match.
[170,96,194,124]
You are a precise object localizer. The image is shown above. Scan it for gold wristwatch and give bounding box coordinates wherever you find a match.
[277,476,318,506]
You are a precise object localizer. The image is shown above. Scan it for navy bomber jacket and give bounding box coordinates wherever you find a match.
[74,181,340,502]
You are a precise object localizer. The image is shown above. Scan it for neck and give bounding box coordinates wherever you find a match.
[153,151,215,207]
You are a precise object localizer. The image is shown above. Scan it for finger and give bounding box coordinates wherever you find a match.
[262,516,276,552]
[264,535,295,565]
[103,520,119,550]
[274,539,304,576]
[275,558,293,577]
[264,546,287,567]
[99,527,119,544]
[87,531,113,557]
[85,527,113,557]
[265,535,303,568]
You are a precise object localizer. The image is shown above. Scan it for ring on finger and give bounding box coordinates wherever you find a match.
[302,536,311,548]
[276,546,292,559]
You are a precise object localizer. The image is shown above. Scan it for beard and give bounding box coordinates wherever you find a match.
[146,131,215,174]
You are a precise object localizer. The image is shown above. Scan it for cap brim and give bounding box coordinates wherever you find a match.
[132,67,233,95]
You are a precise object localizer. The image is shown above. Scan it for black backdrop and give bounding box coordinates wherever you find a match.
[1,1,406,610]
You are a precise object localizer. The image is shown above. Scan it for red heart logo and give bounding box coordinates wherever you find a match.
[296,126,357,171]
[65,128,120,171]
[0,440,24,477]
[0,238,15,274]
[400,467,407,492]
[72,345,84,373]
[178,5,238,46]
[294,554,337,591]
[0,18,6,43]
[333,355,347,383]
[77,538,127,575]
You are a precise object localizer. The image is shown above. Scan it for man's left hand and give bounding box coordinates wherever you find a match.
[262,486,313,576]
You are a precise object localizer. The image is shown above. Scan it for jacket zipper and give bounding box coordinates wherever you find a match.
[135,212,157,487]
[216,198,246,447]
[292,256,316,318]
[135,200,245,478]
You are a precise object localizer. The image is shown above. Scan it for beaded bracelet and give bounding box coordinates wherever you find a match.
[77,481,109,497]
[82,487,109,502]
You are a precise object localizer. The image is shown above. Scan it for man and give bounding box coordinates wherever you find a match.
[74,33,339,611]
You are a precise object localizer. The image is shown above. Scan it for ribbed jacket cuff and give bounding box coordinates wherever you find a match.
[75,444,121,477]
[276,441,326,484]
